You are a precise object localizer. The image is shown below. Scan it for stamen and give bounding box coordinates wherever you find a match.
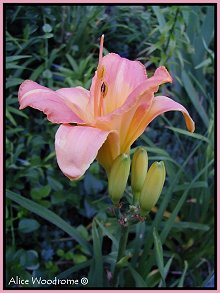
[101,82,108,98]
[94,35,105,117]
[99,34,104,64]
[97,65,105,79]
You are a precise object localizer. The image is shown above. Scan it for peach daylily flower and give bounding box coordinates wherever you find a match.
[18,35,195,180]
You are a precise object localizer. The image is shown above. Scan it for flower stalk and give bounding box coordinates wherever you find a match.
[111,224,129,287]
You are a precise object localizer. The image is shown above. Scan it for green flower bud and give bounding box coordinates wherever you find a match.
[131,147,148,203]
[139,161,166,215]
[108,154,131,205]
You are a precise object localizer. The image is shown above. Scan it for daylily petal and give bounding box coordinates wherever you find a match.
[97,66,172,124]
[149,96,195,132]
[96,131,120,174]
[101,53,148,114]
[96,66,172,150]
[121,95,195,152]
[18,80,84,124]
[90,53,147,116]
[112,66,172,118]
[56,87,94,123]
[55,125,110,180]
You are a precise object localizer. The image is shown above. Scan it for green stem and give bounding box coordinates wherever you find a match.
[112,225,129,287]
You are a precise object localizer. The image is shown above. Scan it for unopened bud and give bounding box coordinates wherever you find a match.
[131,147,148,203]
[139,161,166,215]
[108,154,131,205]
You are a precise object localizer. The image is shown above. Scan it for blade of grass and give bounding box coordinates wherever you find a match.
[153,227,165,286]
[127,263,147,287]
[155,141,204,228]
[181,70,209,127]
[66,53,78,72]
[173,181,208,192]
[30,63,45,81]
[95,218,118,248]
[166,126,210,144]
[148,156,181,168]
[160,159,214,242]
[177,260,188,287]
[6,78,23,89]
[6,55,31,62]
[6,108,17,126]
[6,190,92,254]
[90,220,103,286]
[158,255,174,287]
[152,6,166,33]
[7,106,28,119]
[160,221,210,231]
[131,222,145,265]
[56,260,92,279]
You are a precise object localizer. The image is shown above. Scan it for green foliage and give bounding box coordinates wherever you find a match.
[6,5,215,288]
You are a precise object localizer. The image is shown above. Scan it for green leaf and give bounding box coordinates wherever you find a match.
[154,141,203,228]
[159,255,174,287]
[6,63,24,70]
[139,141,204,276]
[18,218,40,233]
[6,190,92,254]
[20,250,39,270]
[42,33,54,39]
[90,220,103,286]
[145,269,161,287]
[173,181,208,192]
[152,6,166,33]
[95,218,118,247]
[66,53,78,72]
[178,260,188,287]
[193,6,214,64]
[116,255,130,267]
[194,58,212,70]
[30,63,45,81]
[145,146,169,156]
[47,176,63,191]
[148,156,180,168]
[76,225,89,240]
[73,254,87,264]
[166,126,210,143]
[181,70,209,128]
[160,159,214,243]
[153,227,165,285]
[6,78,23,89]
[160,221,210,232]
[6,107,17,126]
[56,260,92,279]
[31,185,51,200]
[7,106,28,119]
[128,264,147,287]
[6,55,31,62]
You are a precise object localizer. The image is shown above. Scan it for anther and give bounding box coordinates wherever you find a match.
[97,65,105,79]
[101,82,108,98]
